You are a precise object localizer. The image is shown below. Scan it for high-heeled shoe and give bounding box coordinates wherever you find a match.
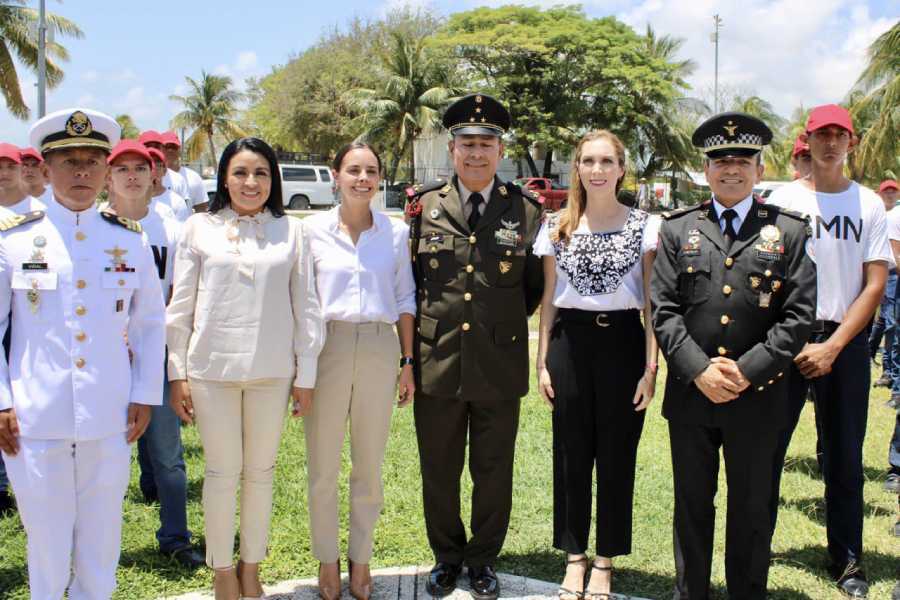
[318,559,342,600]
[213,566,241,600]
[236,560,266,599]
[348,557,372,600]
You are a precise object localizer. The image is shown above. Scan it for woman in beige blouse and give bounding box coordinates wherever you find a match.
[167,137,325,600]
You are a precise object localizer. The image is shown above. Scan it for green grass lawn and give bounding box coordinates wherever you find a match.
[0,345,897,599]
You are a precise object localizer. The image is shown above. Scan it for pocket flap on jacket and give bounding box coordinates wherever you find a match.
[418,314,439,340]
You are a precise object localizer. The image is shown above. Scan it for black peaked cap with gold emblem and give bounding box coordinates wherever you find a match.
[692,111,773,159]
[442,93,511,137]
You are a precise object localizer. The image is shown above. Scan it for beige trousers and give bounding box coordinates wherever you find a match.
[190,377,292,568]
[305,321,400,563]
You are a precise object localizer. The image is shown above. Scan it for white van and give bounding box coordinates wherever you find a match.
[200,164,337,209]
[280,164,335,209]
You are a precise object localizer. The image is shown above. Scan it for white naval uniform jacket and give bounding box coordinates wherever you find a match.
[0,198,166,440]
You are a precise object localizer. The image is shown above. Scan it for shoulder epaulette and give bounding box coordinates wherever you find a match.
[661,204,704,220]
[505,181,545,208]
[100,211,143,233]
[771,205,809,222]
[405,179,446,201]
[0,210,44,232]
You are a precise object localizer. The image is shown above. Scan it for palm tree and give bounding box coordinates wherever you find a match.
[730,95,789,177]
[848,22,899,184]
[115,114,139,139]
[169,71,247,166]
[0,0,82,119]
[344,31,459,184]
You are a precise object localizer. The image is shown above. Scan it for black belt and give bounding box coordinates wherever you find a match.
[811,319,840,334]
[556,308,640,328]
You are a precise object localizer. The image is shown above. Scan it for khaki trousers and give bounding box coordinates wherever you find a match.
[190,377,292,568]
[305,321,400,563]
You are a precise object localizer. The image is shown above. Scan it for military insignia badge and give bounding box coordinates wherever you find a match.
[771,280,782,292]
[758,292,772,308]
[682,233,701,256]
[749,275,762,289]
[429,208,440,219]
[723,122,738,137]
[494,228,518,247]
[65,111,93,137]
[26,279,40,313]
[499,260,512,274]
[429,258,439,269]
[498,185,508,197]
[104,245,134,272]
[755,224,784,260]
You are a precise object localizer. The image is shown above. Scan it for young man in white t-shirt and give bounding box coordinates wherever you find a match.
[0,144,42,216]
[18,147,47,200]
[869,180,898,386]
[146,148,193,222]
[160,131,208,212]
[767,104,891,599]
[105,140,202,569]
[139,130,192,202]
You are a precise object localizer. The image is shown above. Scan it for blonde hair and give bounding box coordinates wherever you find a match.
[551,130,627,244]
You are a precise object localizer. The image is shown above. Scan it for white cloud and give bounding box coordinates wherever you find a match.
[618,0,894,118]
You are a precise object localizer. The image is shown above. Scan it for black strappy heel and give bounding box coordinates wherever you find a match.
[557,555,588,600]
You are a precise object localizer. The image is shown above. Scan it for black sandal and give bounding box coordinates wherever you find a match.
[557,555,588,600]
[585,562,612,600]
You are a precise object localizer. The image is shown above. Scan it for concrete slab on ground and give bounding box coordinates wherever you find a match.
[160,566,650,600]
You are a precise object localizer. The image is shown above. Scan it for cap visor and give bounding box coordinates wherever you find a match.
[704,147,761,159]
[807,121,853,135]
[42,139,112,154]
[451,126,502,137]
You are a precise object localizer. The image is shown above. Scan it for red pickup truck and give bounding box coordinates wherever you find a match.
[515,177,568,211]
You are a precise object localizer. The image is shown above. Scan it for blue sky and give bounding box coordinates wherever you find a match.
[1,0,897,146]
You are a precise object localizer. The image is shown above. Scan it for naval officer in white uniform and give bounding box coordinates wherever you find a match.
[0,108,165,599]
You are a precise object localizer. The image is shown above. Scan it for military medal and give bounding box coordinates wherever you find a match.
[494,228,517,247]
[26,279,40,314]
[429,258,439,269]
[755,225,784,260]
[750,275,761,289]
[771,280,782,292]
[759,292,771,308]
[499,261,512,274]
[33,236,46,248]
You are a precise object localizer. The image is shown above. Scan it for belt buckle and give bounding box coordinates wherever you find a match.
[594,314,609,327]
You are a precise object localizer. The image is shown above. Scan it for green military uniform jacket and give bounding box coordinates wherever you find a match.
[651,198,816,429]
[409,176,543,400]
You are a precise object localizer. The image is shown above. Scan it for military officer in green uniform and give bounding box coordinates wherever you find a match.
[405,93,543,600]
[651,112,816,600]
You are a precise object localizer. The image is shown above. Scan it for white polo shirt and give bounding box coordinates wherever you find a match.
[768,180,892,322]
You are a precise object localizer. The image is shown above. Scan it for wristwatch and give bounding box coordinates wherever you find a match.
[399,356,415,368]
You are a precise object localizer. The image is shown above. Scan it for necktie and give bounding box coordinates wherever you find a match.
[468,192,484,231]
[721,208,738,250]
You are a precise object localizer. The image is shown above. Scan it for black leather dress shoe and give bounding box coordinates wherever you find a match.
[426,562,461,597]
[162,546,205,569]
[0,489,15,516]
[830,560,869,599]
[468,565,500,600]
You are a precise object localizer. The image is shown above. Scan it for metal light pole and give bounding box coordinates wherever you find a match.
[37,0,47,117]
[711,14,723,113]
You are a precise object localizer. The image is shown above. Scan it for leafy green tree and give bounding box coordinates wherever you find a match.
[344,30,460,184]
[432,6,691,179]
[848,22,899,184]
[169,71,246,166]
[730,95,788,177]
[115,114,139,139]
[0,0,82,119]
[246,7,445,162]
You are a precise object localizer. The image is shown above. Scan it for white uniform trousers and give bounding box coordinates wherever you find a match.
[3,434,131,600]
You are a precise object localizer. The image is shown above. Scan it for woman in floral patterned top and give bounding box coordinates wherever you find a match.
[533,130,660,600]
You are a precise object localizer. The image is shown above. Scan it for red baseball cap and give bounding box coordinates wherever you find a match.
[791,137,810,158]
[806,104,854,135]
[0,143,22,164]
[147,146,166,166]
[138,130,163,146]
[160,131,181,147]
[879,180,899,193]
[18,147,43,163]
[108,140,153,167]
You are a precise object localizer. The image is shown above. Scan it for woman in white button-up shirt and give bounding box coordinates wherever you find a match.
[167,137,325,600]
[303,143,416,600]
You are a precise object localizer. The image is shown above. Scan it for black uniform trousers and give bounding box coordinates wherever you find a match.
[670,418,779,600]
[547,309,645,557]
[769,328,869,566]
[414,392,520,567]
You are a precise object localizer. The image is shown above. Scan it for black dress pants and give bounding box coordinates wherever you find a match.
[547,309,646,557]
[414,391,520,567]
[768,330,869,566]
[670,419,778,600]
